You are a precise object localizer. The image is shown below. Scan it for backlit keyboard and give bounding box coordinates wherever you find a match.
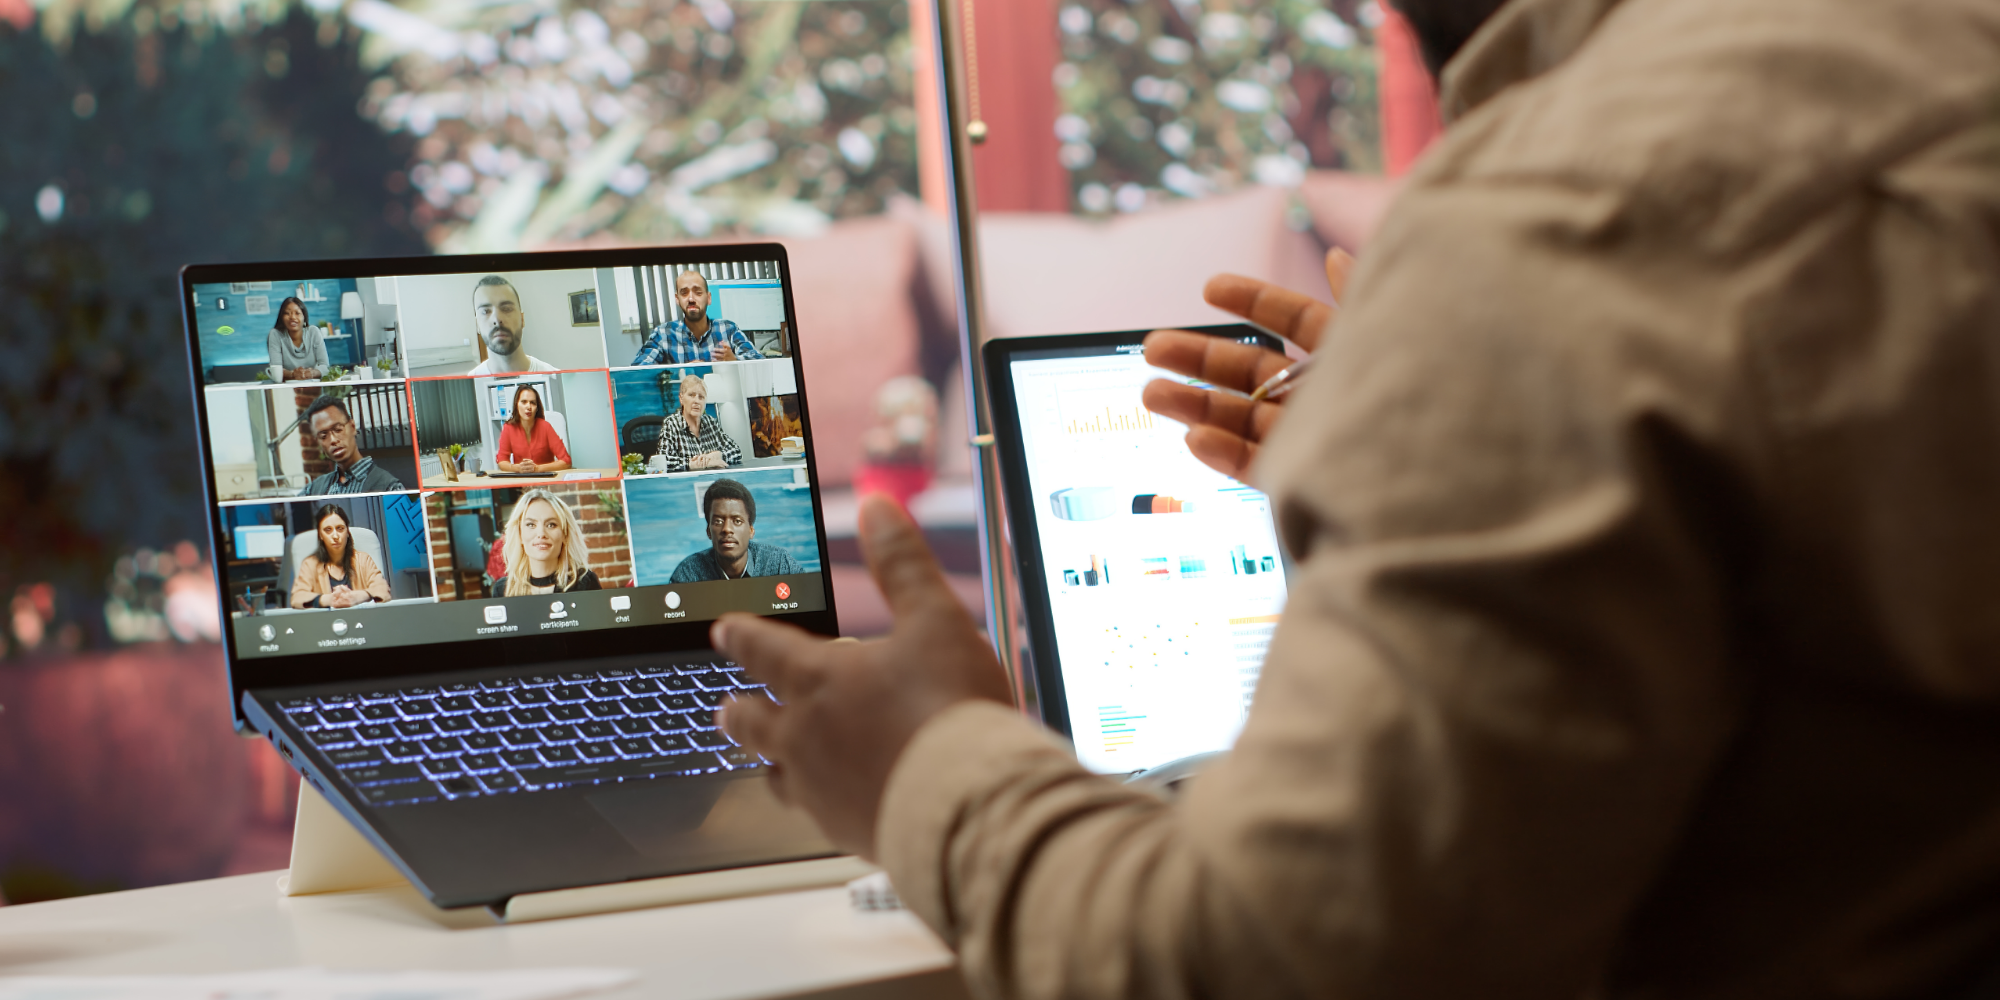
[277,660,772,807]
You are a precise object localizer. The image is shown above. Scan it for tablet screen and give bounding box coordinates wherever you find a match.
[1002,337,1289,774]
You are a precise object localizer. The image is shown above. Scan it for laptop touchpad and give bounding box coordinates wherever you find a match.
[586,776,831,866]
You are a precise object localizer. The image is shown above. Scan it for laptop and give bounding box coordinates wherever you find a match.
[182,245,840,911]
[982,325,1292,776]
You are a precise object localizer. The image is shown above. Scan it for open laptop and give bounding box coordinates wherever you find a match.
[182,245,840,911]
[983,326,1292,776]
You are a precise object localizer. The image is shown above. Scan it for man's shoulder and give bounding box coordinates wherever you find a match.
[363,465,405,490]
[669,550,718,582]
[749,542,803,573]
[1435,0,2000,244]
[529,356,557,371]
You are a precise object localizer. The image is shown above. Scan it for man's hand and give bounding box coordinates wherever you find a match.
[1141,248,1353,481]
[715,494,1012,857]
[712,341,737,362]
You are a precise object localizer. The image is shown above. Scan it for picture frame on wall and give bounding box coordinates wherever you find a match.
[569,289,599,326]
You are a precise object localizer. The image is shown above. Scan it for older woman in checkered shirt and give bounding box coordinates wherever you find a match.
[656,373,741,472]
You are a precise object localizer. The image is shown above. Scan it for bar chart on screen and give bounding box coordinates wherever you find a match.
[1009,348,1291,773]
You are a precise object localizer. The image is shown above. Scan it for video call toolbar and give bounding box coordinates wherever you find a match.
[194,258,829,659]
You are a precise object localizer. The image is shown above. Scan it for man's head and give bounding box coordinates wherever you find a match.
[703,478,756,566]
[1389,0,1510,79]
[679,374,709,423]
[472,275,526,358]
[675,270,710,327]
[304,395,359,468]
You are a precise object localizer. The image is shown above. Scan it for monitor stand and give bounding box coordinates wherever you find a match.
[278,782,873,922]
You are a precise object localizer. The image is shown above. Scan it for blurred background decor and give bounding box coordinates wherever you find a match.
[0,0,1431,903]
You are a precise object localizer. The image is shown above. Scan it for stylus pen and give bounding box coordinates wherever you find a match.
[1249,355,1317,402]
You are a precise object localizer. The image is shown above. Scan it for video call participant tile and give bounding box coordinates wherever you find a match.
[422,484,634,601]
[395,269,611,378]
[603,259,791,366]
[190,276,405,386]
[409,371,622,489]
[205,384,418,501]
[218,493,433,618]
[609,360,806,477]
[624,469,821,586]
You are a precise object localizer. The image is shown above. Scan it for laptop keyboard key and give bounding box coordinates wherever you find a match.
[437,715,476,734]
[309,728,360,748]
[622,697,664,715]
[720,747,762,769]
[614,738,655,757]
[541,725,579,743]
[356,724,397,743]
[662,693,699,712]
[550,704,588,722]
[360,783,429,806]
[436,696,475,714]
[474,693,512,709]
[384,741,426,762]
[585,702,624,718]
[613,717,655,736]
[462,732,501,752]
[439,776,480,797]
[398,699,438,718]
[653,714,692,732]
[686,709,717,730]
[510,707,551,726]
[579,721,618,741]
[503,749,541,768]
[540,745,580,764]
[690,672,734,690]
[360,704,398,721]
[423,736,467,757]
[693,691,725,709]
[319,707,360,726]
[661,675,698,692]
[501,729,542,747]
[394,720,437,739]
[347,762,423,786]
[622,678,663,695]
[690,730,731,750]
[420,758,460,778]
[511,689,553,707]
[327,746,385,768]
[576,741,619,761]
[651,733,693,754]
[460,753,501,773]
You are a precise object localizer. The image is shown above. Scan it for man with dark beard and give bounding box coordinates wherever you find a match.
[710,0,2000,996]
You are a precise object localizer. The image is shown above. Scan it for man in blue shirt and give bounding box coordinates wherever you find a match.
[631,270,764,365]
[668,478,802,582]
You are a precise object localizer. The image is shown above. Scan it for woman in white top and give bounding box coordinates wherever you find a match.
[496,488,603,595]
[267,296,329,381]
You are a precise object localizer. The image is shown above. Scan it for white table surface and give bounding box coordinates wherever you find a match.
[0,872,964,1000]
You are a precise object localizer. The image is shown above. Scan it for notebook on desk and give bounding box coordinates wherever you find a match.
[182,245,840,912]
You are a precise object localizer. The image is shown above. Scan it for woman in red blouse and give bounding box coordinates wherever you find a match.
[496,384,571,473]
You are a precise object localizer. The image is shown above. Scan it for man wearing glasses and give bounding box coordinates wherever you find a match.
[301,395,406,496]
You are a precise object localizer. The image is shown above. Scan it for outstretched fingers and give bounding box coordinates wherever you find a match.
[1142,329,1293,395]
[718,693,791,802]
[858,493,958,622]
[711,612,826,702]
[1141,378,1282,444]
[1203,274,1337,353]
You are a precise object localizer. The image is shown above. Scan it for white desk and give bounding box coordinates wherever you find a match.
[0,872,964,1000]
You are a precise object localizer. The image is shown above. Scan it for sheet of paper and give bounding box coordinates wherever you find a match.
[0,966,636,1000]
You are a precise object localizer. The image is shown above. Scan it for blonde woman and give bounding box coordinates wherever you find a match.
[496,488,601,595]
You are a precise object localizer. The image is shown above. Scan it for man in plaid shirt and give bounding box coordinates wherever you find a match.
[630,270,765,365]
[656,373,742,472]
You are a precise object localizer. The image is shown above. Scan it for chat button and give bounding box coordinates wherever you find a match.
[610,595,631,611]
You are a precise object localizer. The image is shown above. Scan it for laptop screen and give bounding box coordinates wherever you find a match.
[186,249,829,670]
[1000,338,1289,774]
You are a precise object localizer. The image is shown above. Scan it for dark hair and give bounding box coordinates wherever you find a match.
[276,296,310,330]
[310,503,358,583]
[505,384,543,432]
[472,274,521,305]
[303,393,351,428]
[702,479,755,525]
